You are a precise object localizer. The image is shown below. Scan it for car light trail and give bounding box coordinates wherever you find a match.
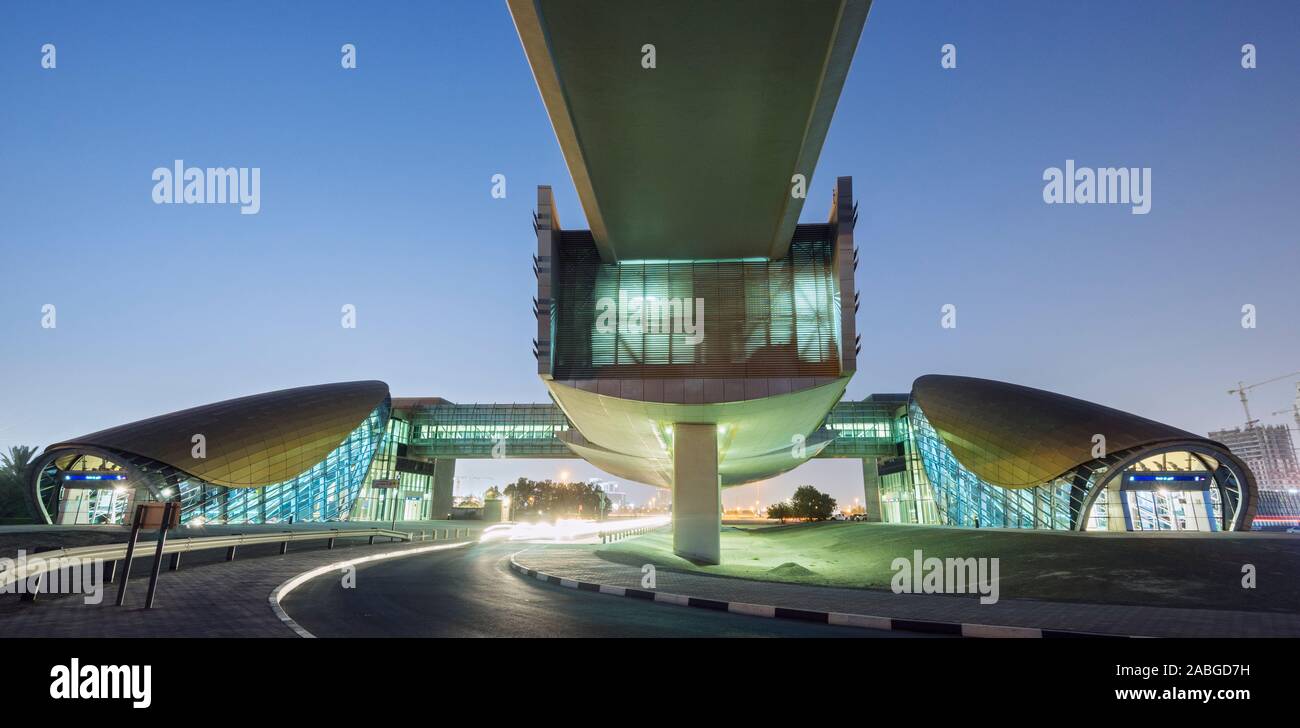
[479,515,670,544]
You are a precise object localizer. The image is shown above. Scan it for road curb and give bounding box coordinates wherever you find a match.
[508,552,1134,639]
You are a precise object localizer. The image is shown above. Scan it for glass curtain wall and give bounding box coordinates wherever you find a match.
[178,401,390,524]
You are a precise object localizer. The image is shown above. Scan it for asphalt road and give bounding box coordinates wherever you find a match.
[281,542,921,637]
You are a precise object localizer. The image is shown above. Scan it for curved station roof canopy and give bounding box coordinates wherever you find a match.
[46,381,390,488]
[911,374,1230,489]
[546,377,847,488]
[508,0,872,262]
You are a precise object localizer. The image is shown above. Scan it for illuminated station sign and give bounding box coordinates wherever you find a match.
[62,473,128,482]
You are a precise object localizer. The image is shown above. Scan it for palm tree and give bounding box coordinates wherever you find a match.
[0,445,38,521]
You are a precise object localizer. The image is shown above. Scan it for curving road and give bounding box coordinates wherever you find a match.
[280,542,919,637]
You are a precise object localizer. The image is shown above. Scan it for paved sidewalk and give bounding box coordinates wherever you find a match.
[0,537,461,637]
[513,544,1300,637]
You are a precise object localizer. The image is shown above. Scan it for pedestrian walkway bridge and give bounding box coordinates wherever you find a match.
[400,397,907,460]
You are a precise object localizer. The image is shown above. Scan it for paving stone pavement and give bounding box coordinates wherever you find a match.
[0,536,461,638]
[512,544,1300,637]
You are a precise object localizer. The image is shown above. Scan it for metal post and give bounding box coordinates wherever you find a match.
[225,545,237,561]
[115,504,145,607]
[327,537,335,549]
[280,532,290,555]
[19,572,41,602]
[104,560,117,584]
[168,552,181,571]
[144,502,175,609]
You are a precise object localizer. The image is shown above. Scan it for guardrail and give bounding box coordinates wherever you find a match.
[0,525,423,609]
[599,525,657,543]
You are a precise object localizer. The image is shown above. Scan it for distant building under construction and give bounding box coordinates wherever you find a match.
[1208,424,1300,491]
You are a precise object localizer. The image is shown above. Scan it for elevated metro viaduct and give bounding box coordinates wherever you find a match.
[512,0,873,562]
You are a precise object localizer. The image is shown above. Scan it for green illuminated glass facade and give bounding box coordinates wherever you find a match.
[877,409,938,525]
[351,416,439,522]
[407,403,573,458]
[550,226,842,379]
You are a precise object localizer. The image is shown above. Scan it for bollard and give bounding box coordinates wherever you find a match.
[144,502,176,609]
[115,504,146,607]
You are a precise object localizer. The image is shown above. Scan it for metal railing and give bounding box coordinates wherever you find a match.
[1,525,419,608]
[599,525,658,543]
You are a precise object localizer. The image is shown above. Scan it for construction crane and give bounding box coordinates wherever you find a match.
[1228,371,1300,428]
[1229,372,1300,489]
[1268,383,1300,485]
[1270,382,1300,429]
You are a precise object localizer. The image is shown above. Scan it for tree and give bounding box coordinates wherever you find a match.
[789,485,836,522]
[0,445,38,523]
[501,477,606,520]
[766,501,794,523]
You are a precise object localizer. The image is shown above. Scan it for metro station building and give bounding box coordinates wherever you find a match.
[25,0,1257,561]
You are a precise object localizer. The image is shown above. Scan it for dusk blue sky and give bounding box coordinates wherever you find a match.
[2,1,1297,509]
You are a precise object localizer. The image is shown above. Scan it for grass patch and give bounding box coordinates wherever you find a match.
[598,522,1300,613]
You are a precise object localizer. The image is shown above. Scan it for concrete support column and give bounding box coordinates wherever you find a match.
[672,423,720,564]
[431,458,456,520]
[860,458,882,522]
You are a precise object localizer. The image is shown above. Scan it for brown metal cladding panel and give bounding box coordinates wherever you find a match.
[912,374,1212,488]
[644,379,664,403]
[703,379,724,403]
[49,381,389,488]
